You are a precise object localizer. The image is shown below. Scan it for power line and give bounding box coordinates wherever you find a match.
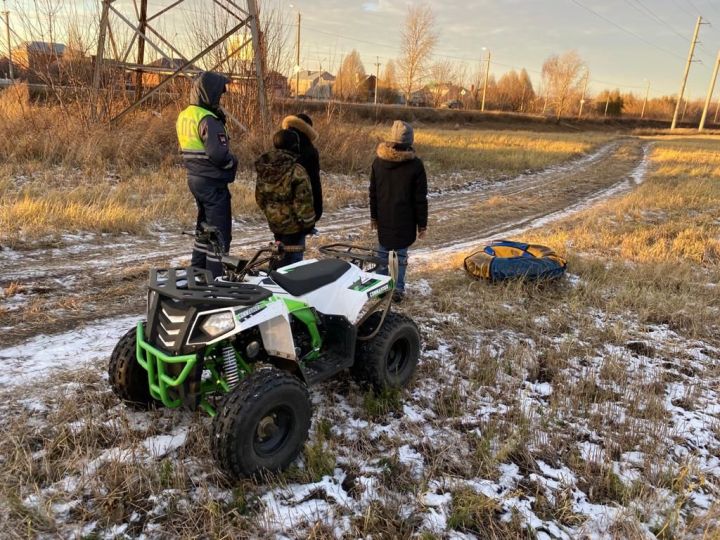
[670,0,697,17]
[686,0,704,16]
[568,0,686,61]
[624,0,691,42]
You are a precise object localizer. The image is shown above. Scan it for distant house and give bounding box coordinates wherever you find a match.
[140,58,193,88]
[408,88,432,107]
[290,70,335,99]
[357,74,377,102]
[266,70,289,98]
[426,83,469,107]
[226,69,289,99]
[12,41,65,73]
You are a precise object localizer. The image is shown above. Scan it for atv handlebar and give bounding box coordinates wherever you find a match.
[184,223,305,280]
[318,243,386,270]
[225,241,305,281]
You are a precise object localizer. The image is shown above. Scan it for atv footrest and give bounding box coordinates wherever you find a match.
[302,353,352,386]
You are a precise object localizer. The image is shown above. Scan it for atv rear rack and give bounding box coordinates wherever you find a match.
[318,243,386,271]
[149,267,272,306]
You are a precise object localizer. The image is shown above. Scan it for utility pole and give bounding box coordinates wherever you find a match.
[295,12,301,99]
[671,16,703,130]
[135,0,148,102]
[374,56,380,105]
[481,49,490,112]
[578,70,589,118]
[3,2,11,80]
[714,100,720,124]
[604,95,610,117]
[641,80,650,119]
[247,0,269,129]
[93,0,112,92]
[699,49,720,131]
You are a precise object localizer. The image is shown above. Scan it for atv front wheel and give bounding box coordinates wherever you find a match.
[353,312,421,390]
[109,325,154,409]
[211,369,312,479]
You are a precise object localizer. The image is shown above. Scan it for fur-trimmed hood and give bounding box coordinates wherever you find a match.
[282,115,318,142]
[376,142,416,163]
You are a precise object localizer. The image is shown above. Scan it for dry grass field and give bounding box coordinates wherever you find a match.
[0,107,717,539]
[0,85,611,248]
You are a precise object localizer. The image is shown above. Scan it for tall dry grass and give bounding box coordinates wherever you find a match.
[0,88,613,246]
[414,129,611,173]
[526,138,720,265]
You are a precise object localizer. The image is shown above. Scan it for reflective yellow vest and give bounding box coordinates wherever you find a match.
[176,105,219,157]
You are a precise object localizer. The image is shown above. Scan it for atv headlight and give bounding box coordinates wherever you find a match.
[199,311,235,338]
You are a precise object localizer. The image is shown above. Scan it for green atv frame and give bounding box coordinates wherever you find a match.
[109,238,421,479]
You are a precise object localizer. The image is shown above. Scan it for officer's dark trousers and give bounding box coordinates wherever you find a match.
[188,176,232,277]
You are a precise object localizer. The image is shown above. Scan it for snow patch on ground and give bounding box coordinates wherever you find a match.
[0,315,141,387]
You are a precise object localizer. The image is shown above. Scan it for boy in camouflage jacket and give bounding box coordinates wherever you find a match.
[255,129,316,266]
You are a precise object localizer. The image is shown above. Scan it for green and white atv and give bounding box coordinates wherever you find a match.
[108,225,421,479]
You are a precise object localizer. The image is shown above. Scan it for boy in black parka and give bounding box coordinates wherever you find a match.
[282,114,322,223]
[370,120,428,302]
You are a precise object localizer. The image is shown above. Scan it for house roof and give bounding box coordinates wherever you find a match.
[296,70,335,82]
[22,41,66,55]
[148,58,189,69]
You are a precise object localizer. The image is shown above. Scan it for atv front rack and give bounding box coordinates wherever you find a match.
[149,267,272,306]
[318,243,386,271]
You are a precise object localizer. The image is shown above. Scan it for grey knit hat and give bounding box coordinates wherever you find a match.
[388,120,414,145]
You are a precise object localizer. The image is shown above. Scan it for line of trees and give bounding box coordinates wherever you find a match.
[2,0,716,123]
[353,5,712,121]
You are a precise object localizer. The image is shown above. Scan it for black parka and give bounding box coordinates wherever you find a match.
[369,142,428,250]
[282,116,322,221]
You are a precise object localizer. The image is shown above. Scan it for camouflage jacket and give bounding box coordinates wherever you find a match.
[254,149,316,234]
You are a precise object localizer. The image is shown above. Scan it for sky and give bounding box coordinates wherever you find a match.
[7,0,720,100]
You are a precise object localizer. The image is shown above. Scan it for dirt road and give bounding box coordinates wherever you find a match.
[0,138,648,347]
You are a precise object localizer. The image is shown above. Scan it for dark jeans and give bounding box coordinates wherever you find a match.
[188,177,232,277]
[274,232,306,268]
[376,245,409,292]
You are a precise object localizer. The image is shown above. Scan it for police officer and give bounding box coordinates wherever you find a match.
[176,72,238,277]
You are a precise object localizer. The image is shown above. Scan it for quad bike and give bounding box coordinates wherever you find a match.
[108,224,421,479]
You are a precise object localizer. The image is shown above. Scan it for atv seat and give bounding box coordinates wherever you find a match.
[270,259,351,296]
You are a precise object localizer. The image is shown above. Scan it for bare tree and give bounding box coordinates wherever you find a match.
[397,4,437,105]
[428,60,461,107]
[541,50,585,119]
[495,69,535,112]
[377,58,398,104]
[518,68,536,112]
[335,49,365,101]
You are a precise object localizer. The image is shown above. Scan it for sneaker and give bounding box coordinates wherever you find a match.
[392,290,405,303]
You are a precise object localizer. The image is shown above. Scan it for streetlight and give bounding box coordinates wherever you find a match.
[289,3,301,99]
[481,47,490,112]
[3,0,13,81]
[641,78,650,119]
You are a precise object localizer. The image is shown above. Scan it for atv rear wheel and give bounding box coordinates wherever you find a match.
[109,325,154,409]
[211,368,312,479]
[353,312,420,391]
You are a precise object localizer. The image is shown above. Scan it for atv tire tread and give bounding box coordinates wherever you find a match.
[108,326,154,409]
[353,312,420,391]
[211,368,312,479]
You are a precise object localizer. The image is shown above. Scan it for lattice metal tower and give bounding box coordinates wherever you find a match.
[93,0,268,125]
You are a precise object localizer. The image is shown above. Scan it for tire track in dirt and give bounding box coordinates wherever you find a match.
[0,138,647,346]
